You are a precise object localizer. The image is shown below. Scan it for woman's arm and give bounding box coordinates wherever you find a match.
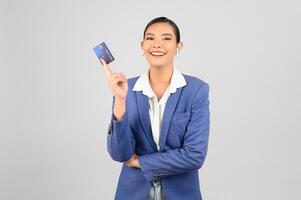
[136,84,210,182]
[101,58,136,162]
[107,96,136,162]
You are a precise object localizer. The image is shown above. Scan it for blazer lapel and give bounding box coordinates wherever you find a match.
[159,87,183,150]
[136,91,158,152]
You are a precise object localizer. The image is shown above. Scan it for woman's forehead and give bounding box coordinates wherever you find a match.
[145,23,175,36]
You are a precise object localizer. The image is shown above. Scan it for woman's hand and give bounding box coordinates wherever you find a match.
[125,153,141,168]
[101,59,128,100]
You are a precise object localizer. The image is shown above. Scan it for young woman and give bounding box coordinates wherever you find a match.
[102,17,210,200]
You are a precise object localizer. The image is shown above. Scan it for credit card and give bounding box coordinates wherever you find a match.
[93,42,115,64]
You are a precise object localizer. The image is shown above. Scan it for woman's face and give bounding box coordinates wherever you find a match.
[141,22,183,68]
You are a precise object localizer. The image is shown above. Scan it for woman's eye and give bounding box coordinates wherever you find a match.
[146,37,154,40]
[163,38,171,40]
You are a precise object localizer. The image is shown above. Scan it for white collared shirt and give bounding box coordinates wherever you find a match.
[132,67,187,150]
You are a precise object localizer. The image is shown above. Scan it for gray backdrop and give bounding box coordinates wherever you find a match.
[1,0,300,199]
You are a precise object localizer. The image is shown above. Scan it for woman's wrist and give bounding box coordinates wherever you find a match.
[113,96,126,121]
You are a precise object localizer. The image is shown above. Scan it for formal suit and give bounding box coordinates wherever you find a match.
[107,72,210,200]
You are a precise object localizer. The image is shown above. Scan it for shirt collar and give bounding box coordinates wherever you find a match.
[132,67,187,97]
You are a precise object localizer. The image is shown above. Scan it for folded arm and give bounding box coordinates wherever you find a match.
[138,84,210,182]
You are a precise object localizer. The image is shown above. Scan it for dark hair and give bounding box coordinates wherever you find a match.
[143,16,181,44]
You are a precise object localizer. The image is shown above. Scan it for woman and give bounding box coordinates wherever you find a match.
[102,17,210,200]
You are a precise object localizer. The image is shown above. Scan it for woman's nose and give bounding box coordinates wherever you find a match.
[152,39,162,48]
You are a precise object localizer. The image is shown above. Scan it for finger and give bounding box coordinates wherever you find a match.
[111,76,124,85]
[111,73,126,82]
[108,75,123,86]
[114,72,127,81]
[118,73,127,80]
[111,74,125,82]
[101,59,113,78]
[111,77,125,86]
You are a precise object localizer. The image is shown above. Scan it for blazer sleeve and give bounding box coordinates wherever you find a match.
[138,83,210,182]
[107,96,136,162]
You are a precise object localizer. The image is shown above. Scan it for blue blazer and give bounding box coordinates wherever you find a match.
[107,74,210,200]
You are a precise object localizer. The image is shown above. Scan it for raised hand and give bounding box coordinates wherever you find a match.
[101,59,128,100]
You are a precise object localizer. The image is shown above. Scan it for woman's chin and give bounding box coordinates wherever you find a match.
[148,60,169,68]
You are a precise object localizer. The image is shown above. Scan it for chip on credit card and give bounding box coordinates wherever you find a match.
[93,42,115,65]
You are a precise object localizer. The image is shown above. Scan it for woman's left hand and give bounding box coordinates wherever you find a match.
[125,153,141,168]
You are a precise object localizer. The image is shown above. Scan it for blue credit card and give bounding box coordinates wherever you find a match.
[93,42,115,64]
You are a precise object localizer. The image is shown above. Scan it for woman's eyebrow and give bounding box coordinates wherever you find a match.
[162,33,173,37]
[145,33,155,36]
[145,33,173,37]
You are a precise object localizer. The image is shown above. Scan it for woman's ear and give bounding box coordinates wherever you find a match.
[140,41,145,56]
[177,42,183,51]
[140,41,144,50]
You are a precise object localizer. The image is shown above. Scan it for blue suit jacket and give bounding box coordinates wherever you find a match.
[107,74,210,200]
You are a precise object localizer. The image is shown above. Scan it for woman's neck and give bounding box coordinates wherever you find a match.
[148,64,174,87]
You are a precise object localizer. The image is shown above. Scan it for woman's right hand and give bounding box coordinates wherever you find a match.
[101,59,128,100]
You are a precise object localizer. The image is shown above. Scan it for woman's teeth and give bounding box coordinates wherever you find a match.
[150,52,165,56]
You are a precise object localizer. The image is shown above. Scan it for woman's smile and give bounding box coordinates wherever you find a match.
[149,50,166,56]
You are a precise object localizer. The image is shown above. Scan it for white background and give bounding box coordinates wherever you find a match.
[1,0,300,199]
